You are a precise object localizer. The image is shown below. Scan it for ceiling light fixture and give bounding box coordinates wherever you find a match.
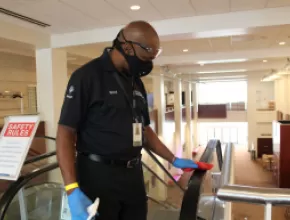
[130,5,141,10]
[263,60,268,63]
[279,41,286,45]
[197,69,247,74]
[197,58,247,65]
[183,49,188,52]
[261,73,280,82]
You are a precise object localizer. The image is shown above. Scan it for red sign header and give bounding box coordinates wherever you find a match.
[4,123,35,137]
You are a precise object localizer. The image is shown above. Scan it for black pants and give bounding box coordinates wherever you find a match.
[76,154,148,220]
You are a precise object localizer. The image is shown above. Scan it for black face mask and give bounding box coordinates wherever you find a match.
[113,33,153,78]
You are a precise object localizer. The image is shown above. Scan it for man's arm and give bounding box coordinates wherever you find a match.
[56,125,77,193]
[144,126,175,163]
[56,69,89,192]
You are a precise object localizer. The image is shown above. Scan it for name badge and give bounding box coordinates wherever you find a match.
[133,122,142,147]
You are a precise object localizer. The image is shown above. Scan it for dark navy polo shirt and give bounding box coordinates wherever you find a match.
[58,48,150,159]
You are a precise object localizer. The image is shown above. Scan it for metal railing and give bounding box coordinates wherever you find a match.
[217,143,290,220]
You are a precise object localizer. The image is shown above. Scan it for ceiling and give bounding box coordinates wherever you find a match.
[65,24,290,57]
[0,0,290,33]
[1,0,290,82]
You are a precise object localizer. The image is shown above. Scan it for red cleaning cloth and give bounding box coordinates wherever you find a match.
[182,162,214,172]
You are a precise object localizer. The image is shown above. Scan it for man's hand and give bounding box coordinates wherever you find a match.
[172,158,198,169]
[68,188,93,220]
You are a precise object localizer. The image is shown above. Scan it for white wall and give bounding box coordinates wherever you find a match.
[0,52,36,124]
[275,75,290,117]
[247,74,275,151]
[0,52,78,125]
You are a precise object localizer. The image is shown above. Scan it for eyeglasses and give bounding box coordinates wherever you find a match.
[120,30,162,58]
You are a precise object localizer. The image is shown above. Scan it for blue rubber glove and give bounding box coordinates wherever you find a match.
[68,188,93,220]
[172,157,198,169]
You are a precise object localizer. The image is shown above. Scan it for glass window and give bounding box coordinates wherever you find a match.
[222,128,230,143]
[214,127,222,140]
[197,81,247,105]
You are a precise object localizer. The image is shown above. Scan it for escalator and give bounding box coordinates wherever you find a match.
[0,137,223,220]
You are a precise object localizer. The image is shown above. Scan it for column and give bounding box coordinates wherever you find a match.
[287,75,290,115]
[192,83,199,149]
[185,82,193,158]
[36,48,68,183]
[150,75,167,201]
[282,75,290,118]
[174,78,182,157]
[153,75,165,138]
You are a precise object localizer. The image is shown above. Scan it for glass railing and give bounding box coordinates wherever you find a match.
[0,136,221,220]
[0,136,185,220]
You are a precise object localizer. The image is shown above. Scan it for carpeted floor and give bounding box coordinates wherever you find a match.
[165,145,290,219]
[232,145,289,220]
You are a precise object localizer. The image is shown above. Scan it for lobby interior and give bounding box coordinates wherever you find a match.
[0,1,290,219]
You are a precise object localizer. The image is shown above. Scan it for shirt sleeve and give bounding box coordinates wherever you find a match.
[58,70,90,130]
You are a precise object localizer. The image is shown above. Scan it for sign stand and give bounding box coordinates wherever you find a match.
[0,115,40,181]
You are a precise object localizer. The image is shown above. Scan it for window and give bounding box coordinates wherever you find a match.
[197,81,247,106]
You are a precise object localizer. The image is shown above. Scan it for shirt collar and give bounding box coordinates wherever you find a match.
[100,47,117,72]
[101,47,132,78]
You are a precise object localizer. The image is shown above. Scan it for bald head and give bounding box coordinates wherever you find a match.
[117,20,160,61]
[123,21,159,45]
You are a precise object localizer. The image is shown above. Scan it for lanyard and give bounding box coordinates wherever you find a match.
[112,72,139,121]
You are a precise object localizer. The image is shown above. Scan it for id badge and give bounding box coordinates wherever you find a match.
[133,123,142,147]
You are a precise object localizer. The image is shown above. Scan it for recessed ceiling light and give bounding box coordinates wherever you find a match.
[279,42,286,45]
[263,60,268,63]
[197,59,247,65]
[130,5,141,10]
[183,49,188,52]
[197,69,247,74]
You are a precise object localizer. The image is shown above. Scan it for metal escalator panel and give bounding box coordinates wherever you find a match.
[142,152,182,220]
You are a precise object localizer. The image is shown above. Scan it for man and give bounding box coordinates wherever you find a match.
[56,20,198,220]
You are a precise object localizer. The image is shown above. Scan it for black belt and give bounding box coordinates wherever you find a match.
[78,152,141,168]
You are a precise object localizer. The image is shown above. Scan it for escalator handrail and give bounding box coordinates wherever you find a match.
[28,135,183,192]
[179,139,222,220]
[0,162,59,220]
[142,162,168,187]
[0,162,175,219]
[144,148,186,192]
[24,151,56,165]
[24,136,57,165]
[0,135,181,218]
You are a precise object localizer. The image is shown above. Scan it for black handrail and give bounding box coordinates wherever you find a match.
[27,135,183,192]
[0,135,181,219]
[142,162,168,187]
[24,136,56,165]
[144,148,186,192]
[0,163,59,220]
[0,162,175,219]
[35,135,56,141]
[24,151,56,165]
[179,139,222,220]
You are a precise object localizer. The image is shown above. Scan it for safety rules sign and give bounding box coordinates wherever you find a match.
[0,115,40,181]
